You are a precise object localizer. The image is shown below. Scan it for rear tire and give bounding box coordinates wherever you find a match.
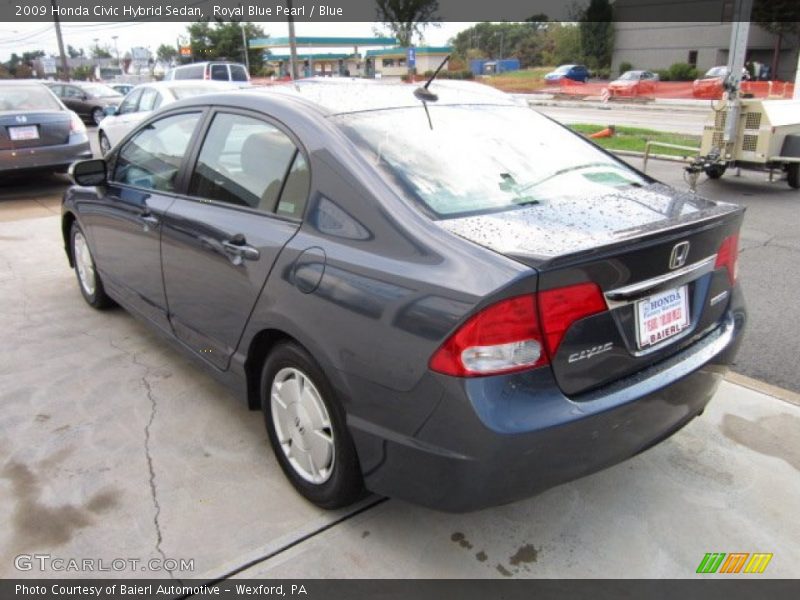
[787,163,800,190]
[70,222,114,309]
[261,342,364,509]
[705,164,727,180]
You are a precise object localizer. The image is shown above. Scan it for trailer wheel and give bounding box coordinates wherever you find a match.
[705,164,727,180]
[787,164,799,190]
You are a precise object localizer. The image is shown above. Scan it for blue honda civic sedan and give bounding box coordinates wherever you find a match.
[61,79,746,511]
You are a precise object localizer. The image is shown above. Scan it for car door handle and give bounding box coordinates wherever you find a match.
[136,210,159,231]
[221,237,260,262]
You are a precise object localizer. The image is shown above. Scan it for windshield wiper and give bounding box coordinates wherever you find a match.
[517,162,633,193]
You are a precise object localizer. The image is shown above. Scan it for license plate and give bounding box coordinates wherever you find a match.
[635,285,690,349]
[9,125,39,141]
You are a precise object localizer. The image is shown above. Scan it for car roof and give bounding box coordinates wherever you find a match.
[0,79,50,86]
[240,78,520,116]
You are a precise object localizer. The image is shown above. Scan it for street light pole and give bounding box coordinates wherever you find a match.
[240,21,250,74]
[50,0,69,80]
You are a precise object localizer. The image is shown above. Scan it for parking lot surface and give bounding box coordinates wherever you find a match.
[1,164,799,579]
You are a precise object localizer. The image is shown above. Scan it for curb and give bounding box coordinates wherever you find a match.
[521,97,711,114]
[725,372,800,407]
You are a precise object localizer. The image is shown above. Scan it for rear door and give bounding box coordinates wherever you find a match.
[103,87,143,147]
[160,109,310,368]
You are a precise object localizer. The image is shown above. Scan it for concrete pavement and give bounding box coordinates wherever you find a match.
[1,200,798,580]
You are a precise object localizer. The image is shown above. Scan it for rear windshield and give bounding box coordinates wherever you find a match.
[705,67,728,77]
[336,105,648,218]
[169,84,232,99]
[82,84,122,98]
[173,65,205,80]
[0,85,62,111]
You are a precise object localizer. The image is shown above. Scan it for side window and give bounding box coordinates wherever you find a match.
[64,86,82,99]
[138,88,160,112]
[188,112,301,214]
[112,112,201,192]
[230,65,248,82]
[210,64,229,81]
[118,88,143,115]
[49,85,63,97]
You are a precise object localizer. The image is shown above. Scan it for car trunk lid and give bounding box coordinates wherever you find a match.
[0,110,71,150]
[438,182,745,396]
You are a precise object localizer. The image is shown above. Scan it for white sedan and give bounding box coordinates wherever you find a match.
[97,80,247,154]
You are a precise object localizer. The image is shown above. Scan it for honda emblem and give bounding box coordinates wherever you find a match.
[15,115,27,123]
[669,241,691,270]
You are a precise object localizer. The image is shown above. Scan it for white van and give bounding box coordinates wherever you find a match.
[164,61,250,83]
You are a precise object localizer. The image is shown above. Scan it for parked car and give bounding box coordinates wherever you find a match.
[544,64,590,84]
[109,83,135,96]
[608,70,660,97]
[692,66,729,99]
[97,80,247,154]
[62,79,746,512]
[0,80,91,175]
[46,81,123,126]
[164,61,250,83]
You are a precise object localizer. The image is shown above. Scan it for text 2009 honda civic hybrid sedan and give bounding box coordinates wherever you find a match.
[62,79,746,512]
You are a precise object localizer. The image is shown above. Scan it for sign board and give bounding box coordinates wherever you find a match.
[406,47,416,68]
[180,45,192,57]
[41,57,57,75]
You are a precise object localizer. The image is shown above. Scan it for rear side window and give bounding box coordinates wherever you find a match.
[174,65,204,80]
[210,64,229,81]
[188,112,304,215]
[113,112,201,192]
[230,65,249,81]
[138,88,161,112]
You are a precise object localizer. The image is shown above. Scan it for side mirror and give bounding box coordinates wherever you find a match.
[104,105,118,116]
[69,158,107,187]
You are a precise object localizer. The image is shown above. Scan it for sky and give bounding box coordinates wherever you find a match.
[0,21,475,62]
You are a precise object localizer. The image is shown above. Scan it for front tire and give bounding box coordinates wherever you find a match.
[70,222,114,309]
[98,131,111,155]
[787,163,799,189]
[261,342,364,509]
[705,164,727,180]
[91,107,104,127]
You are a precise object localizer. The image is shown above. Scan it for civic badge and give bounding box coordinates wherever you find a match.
[15,115,27,123]
[669,241,690,269]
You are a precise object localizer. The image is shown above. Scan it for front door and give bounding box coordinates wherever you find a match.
[86,110,204,331]
[160,110,311,369]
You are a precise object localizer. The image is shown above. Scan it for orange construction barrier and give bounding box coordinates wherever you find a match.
[590,126,615,139]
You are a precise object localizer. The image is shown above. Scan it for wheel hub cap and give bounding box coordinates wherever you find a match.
[74,232,96,296]
[270,367,334,484]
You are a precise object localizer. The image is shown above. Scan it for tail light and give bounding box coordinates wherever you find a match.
[429,283,607,378]
[69,111,86,134]
[715,233,739,285]
[538,283,607,357]
[429,295,546,377]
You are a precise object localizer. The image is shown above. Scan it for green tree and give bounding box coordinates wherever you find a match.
[71,65,94,80]
[156,43,178,63]
[540,23,582,66]
[753,0,800,77]
[67,45,84,59]
[579,0,614,69]
[91,45,113,59]
[375,0,439,47]
[186,21,267,73]
[451,22,546,67]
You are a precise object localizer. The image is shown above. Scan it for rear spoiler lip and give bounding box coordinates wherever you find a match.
[508,204,745,271]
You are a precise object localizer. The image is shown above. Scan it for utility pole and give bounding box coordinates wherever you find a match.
[240,22,250,73]
[722,0,753,150]
[112,35,120,66]
[794,47,800,100]
[51,0,69,80]
[287,0,299,80]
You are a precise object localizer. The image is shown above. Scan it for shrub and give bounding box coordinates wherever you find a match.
[667,62,699,81]
[618,61,633,75]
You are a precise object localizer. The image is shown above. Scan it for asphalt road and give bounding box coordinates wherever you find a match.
[533,103,709,135]
[2,124,798,393]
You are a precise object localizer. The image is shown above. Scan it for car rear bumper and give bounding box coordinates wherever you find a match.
[348,286,746,512]
[0,137,91,173]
